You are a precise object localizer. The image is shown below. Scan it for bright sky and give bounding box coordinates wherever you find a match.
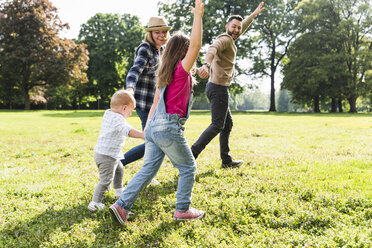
[50,0,159,39]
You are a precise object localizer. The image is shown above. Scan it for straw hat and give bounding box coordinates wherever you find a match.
[145,16,171,32]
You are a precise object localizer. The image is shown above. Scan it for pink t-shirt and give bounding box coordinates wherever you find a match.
[165,61,192,118]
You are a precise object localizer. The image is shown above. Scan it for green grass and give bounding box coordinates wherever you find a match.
[0,110,371,247]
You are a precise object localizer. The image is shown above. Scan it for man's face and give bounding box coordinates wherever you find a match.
[226,19,242,40]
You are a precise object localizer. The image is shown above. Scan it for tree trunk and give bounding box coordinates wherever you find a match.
[23,89,30,110]
[348,97,357,113]
[337,99,343,112]
[330,98,337,112]
[313,95,320,112]
[269,74,276,112]
[269,44,276,112]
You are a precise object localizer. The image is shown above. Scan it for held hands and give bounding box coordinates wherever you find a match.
[190,0,204,17]
[197,65,210,79]
[253,2,265,17]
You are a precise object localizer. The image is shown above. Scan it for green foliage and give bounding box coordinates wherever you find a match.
[1,110,371,247]
[282,0,372,113]
[0,0,89,110]
[78,13,144,108]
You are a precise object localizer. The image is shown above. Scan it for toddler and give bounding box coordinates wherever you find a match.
[88,90,144,211]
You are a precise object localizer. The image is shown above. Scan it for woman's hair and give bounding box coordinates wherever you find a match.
[156,32,191,88]
[110,90,135,109]
[144,31,170,47]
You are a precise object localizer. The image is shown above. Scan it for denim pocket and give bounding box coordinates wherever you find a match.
[152,126,174,148]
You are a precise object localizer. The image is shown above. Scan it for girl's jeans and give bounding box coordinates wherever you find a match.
[116,114,196,211]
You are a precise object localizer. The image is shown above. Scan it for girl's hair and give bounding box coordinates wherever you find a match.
[157,32,191,88]
[144,31,170,48]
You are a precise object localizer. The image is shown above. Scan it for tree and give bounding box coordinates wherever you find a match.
[0,0,88,110]
[281,0,371,113]
[248,0,299,112]
[282,0,346,112]
[78,13,144,108]
[338,0,372,112]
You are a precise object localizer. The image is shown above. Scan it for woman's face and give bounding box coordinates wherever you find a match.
[151,30,168,48]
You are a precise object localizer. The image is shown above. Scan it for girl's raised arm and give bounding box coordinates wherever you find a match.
[181,0,204,72]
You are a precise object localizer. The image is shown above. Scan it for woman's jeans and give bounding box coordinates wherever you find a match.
[191,82,233,164]
[116,114,196,211]
[120,108,148,166]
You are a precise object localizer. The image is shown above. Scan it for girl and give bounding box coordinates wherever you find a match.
[109,0,205,223]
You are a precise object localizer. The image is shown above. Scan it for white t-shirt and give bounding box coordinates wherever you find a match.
[94,109,132,159]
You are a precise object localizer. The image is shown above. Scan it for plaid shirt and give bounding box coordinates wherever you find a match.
[94,110,132,159]
[126,42,163,112]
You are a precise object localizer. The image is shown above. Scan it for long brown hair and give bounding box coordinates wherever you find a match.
[156,32,190,88]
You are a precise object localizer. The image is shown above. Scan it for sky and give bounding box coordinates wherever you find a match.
[50,0,159,39]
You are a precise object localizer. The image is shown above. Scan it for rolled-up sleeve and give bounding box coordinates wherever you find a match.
[205,36,230,63]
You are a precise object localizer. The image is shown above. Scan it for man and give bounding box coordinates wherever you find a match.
[193,2,265,168]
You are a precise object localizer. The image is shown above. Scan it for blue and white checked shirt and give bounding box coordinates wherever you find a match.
[94,110,132,159]
[125,42,163,112]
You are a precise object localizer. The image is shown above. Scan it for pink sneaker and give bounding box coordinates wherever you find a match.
[173,207,204,221]
[109,203,129,224]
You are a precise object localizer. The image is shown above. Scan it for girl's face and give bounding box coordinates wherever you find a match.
[151,30,168,49]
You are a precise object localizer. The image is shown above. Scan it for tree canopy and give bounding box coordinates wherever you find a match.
[78,13,144,108]
[0,0,88,110]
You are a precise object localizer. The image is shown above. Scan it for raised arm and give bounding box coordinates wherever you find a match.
[181,0,204,72]
[241,2,265,34]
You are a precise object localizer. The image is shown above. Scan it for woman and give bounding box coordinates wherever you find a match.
[120,17,171,168]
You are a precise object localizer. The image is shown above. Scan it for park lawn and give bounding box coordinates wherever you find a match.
[0,110,371,247]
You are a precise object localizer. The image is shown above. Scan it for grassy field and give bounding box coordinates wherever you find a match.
[0,110,371,247]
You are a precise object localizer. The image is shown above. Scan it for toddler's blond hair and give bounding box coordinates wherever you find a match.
[110,90,135,109]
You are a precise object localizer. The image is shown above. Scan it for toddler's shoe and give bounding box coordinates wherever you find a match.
[114,188,123,199]
[150,178,160,185]
[88,201,105,212]
[109,203,129,224]
[173,207,204,221]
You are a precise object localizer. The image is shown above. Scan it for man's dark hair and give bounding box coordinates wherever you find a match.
[227,15,243,24]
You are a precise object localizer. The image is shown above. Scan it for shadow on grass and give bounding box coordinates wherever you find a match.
[42,111,142,119]
[190,110,372,117]
[43,111,105,118]
[0,200,123,247]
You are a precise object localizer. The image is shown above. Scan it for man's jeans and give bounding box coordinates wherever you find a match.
[120,108,148,166]
[116,114,196,211]
[191,82,233,164]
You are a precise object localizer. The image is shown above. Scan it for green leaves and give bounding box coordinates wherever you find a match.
[78,13,144,107]
[0,0,88,110]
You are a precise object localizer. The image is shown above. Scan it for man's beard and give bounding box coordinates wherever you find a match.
[227,30,239,40]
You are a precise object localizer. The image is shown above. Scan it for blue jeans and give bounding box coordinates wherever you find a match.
[121,108,149,166]
[116,114,196,211]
